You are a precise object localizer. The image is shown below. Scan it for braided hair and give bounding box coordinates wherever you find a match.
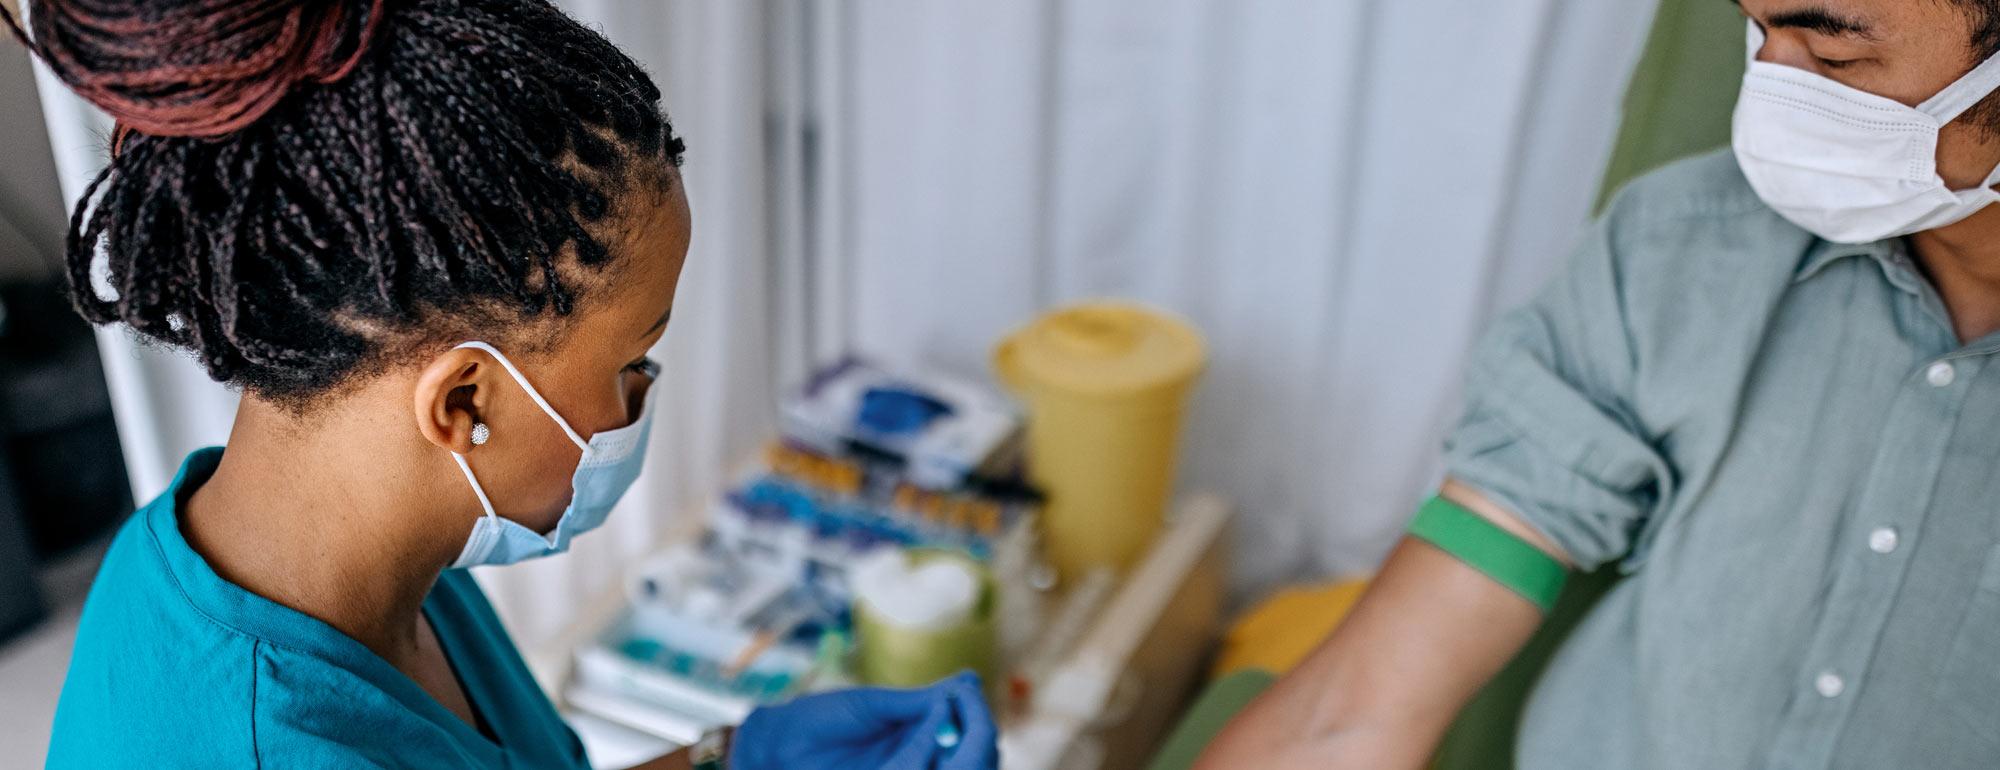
[1,0,685,408]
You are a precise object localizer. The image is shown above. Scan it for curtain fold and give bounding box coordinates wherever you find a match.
[25,0,1661,642]
[836,0,1659,589]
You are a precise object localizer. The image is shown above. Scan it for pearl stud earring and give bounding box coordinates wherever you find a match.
[471,422,491,446]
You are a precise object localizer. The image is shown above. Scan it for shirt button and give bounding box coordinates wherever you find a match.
[1868,527,1899,554]
[1815,672,1845,698]
[1926,361,1956,387]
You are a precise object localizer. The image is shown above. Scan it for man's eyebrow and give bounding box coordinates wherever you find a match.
[1731,2,1879,40]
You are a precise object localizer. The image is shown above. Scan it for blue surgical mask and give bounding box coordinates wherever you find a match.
[446,340,658,569]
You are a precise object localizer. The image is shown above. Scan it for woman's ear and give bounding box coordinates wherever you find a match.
[413,347,491,453]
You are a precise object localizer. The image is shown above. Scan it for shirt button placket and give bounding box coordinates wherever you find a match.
[1768,355,1976,768]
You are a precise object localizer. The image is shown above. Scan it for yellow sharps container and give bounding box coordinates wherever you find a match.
[993,301,1206,580]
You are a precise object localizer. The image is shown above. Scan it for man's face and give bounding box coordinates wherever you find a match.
[1737,0,2000,188]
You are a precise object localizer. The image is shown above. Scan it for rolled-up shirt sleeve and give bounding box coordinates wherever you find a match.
[1443,210,1674,572]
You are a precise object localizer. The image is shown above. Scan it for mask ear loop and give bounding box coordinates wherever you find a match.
[451,453,498,520]
[1920,50,2000,191]
[448,451,503,568]
[446,341,585,557]
[454,341,591,450]
[1920,46,2000,124]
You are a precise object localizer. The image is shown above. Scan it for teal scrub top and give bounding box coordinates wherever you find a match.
[46,448,592,769]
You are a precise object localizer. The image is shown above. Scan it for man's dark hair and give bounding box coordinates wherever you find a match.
[2,0,685,408]
[1963,0,2000,57]
[1955,0,2000,135]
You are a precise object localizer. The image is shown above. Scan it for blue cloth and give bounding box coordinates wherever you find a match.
[46,448,589,769]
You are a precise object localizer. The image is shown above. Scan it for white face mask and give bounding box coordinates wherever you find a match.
[1732,21,2000,243]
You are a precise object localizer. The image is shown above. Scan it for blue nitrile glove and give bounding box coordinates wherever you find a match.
[730,671,998,770]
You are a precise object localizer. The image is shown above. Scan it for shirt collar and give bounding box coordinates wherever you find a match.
[1794,237,1907,285]
[1793,236,1938,301]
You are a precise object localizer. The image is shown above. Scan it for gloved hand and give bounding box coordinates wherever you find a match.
[729,671,998,770]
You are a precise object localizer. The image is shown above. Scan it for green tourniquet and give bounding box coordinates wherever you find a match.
[1409,496,1567,612]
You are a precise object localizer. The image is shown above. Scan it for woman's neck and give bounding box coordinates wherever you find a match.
[181,395,465,664]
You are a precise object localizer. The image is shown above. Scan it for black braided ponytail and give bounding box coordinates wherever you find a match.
[2,0,685,407]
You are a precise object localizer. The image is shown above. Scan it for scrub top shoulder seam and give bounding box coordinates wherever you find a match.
[140,508,266,649]
[137,480,355,665]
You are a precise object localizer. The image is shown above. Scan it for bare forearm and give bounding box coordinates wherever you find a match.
[1195,487,1556,768]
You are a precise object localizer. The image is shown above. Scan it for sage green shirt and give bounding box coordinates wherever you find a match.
[1445,150,2000,769]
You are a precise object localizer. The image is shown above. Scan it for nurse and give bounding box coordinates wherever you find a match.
[4,0,996,768]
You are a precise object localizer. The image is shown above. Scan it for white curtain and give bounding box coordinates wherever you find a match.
[830,1,1657,588]
[28,0,1658,645]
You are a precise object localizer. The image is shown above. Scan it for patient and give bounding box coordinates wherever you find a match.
[1199,1,2000,768]
[3,0,993,767]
